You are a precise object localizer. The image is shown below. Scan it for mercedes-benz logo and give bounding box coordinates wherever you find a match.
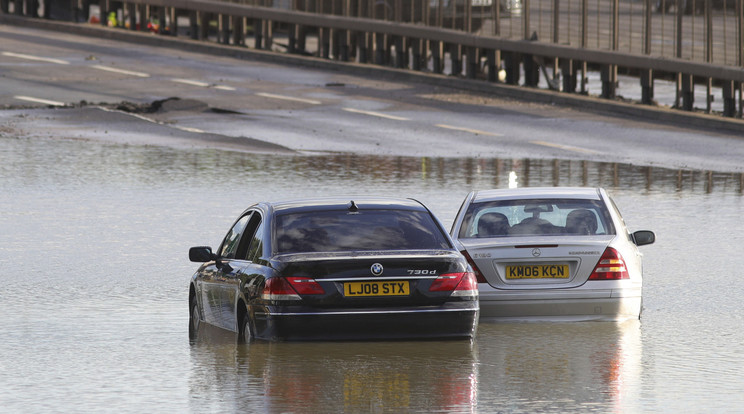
[532,248,542,257]
[371,263,384,276]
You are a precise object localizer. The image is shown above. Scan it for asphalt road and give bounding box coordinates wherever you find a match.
[1,23,743,172]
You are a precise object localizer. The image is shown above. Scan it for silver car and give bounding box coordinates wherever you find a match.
[451,187,655,322]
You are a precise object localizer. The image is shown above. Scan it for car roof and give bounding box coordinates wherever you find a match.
[264,197,428,214]
[471,187,603,203]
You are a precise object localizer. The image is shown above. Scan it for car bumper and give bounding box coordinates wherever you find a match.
[254,304,479,341]
[478,286,642,322]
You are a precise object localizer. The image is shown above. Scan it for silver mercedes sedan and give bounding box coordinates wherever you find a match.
[451,187,655,322]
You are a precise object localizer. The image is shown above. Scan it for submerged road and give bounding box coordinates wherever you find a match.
[1,23,744,173]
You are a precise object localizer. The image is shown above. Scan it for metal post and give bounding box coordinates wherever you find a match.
[739,0,743,67]
[553,0,559,44]
[98,0,106,24]
[189,11,198,39]
[233,16,243,45]
[504,52,520,85]
[523,0,530,40]
[395,36,404,68]
[675,0,684,107]
[332,29,340,59]
[641,70,654,104]
[357,32,367,63]
[339,31,349,61]
[561,59,577,93]
[432,41,442,74]
[412,39,422,71]
[254,19,263,49]
[487,49,497,82]
[601,64,617,99]
[375,33,385,65]
[128,3,137,30]
[681,73,694,110]
[219,14,228,44]
[466,47,477,79]
[580,0,587,93]
[641,0,655,104]
[139,4,148,32]
[1,0,9,14]
[723,80,736,117]
[451,44,462,76]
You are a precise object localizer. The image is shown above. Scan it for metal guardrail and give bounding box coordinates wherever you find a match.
[2,0,743,117]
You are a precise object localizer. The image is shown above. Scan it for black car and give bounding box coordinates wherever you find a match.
[188,197,479,342]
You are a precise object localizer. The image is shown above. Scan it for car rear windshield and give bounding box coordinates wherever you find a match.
[275,209,452,254]
[458,198,616,238]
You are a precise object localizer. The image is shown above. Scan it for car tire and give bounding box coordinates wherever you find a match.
[189,300,200,339]
[239,312,253,343]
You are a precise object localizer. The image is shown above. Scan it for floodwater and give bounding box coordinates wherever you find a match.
[1,135,743,413]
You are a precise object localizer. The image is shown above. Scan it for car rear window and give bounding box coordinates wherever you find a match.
[275,209,452,253]
[458,198,616,238]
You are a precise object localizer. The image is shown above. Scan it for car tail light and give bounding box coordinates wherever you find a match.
[460,250,487,283]
[589,248,629,280]
[286,277,325,295]
[261,277,302,301]
[429,272,478,296]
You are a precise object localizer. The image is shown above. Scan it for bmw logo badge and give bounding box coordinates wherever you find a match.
[371,263,384,276]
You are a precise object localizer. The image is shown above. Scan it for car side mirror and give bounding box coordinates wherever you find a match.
[632,230,655,246]
[189,246,216,262]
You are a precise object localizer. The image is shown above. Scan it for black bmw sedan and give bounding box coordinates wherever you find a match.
[188,197,479,342]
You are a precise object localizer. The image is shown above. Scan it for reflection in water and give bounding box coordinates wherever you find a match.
[476,321,641,413]
[189,326,478,413]
[188,321,642,413]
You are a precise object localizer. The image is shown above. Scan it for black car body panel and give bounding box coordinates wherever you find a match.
[189,197,478,341]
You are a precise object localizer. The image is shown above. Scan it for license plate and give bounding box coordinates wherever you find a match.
[505,264,569,279]
[344,281,410,297]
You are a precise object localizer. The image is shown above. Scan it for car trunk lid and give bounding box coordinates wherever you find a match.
[270,250,470,304]
[461,236,613,289]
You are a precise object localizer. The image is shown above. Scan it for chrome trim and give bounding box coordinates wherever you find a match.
[269,308,477,316]
[322,276,438,282]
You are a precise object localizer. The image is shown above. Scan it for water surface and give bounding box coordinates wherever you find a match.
[1,136,743,412]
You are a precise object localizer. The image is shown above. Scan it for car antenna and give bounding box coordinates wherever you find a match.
[348,200,359,212]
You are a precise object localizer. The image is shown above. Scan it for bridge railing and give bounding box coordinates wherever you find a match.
[3,0,743,117]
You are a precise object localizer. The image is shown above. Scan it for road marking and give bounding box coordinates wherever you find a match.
[342,108,410,121]
[176,126,206,133]
[435,124,503,137]
[171,78,235,90]
[92,64,150,78]
[97,105,206,133]
[171,78,211,87]
[256,93,321,105]
[2,51,69,65]
[14,95,66,106]
[530,140,601,154]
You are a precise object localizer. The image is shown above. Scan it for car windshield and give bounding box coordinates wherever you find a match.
[275,209,452,254]
[458,198,616,238]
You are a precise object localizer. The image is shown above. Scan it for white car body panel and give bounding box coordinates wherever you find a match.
[452,187,653,322]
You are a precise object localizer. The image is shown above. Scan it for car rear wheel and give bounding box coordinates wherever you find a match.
[239,312,253,343]
[189,300,200,339]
